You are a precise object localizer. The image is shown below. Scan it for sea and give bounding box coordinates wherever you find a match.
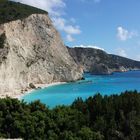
[21,71,140,108]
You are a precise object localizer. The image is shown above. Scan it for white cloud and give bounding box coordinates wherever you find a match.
[117,26,138,41]
[52,17,81,35]
[64,25,81,35]
[52,17,65,30]
[66,35,75,42]
[74,44,105,51]
[116,48,127,57]
[12,0,81,42]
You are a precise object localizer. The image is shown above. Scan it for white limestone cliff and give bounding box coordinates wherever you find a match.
[0,14,83,95]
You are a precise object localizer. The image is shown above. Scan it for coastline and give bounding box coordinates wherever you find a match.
[1,70,140,100]
[0,82,66,100]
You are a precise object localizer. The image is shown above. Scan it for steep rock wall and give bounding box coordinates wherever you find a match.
[0,14,83,94]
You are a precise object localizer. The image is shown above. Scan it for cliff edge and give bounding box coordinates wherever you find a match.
[0,1,83,95]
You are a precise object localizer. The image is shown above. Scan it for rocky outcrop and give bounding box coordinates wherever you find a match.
[0,1,83,95]
[68,47,140,74]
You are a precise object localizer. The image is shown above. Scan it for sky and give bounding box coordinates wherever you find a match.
[12,0,140,61]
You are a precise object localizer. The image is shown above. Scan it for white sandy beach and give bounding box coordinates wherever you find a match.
[0,82,66,99]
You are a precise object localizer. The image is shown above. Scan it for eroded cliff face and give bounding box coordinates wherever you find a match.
[0,14,83,94]
[68,47,140,74]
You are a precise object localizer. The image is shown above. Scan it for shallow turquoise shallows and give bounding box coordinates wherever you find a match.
[22,71,140,108]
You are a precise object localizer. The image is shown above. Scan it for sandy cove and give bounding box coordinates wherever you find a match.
[0,82,66,99]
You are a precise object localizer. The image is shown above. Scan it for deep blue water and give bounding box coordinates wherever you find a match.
[22,71,140,108]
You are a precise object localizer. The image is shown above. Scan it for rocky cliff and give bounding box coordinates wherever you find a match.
[68,47,140,74]
[0,1,83,94]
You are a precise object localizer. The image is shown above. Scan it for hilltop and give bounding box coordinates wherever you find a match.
[0,0,47,24]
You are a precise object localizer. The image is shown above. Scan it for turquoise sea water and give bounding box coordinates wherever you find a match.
[22,71,140,108]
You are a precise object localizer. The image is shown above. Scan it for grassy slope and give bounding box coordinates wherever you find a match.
[0,0,48,24]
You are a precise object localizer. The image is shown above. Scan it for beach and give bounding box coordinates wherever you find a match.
[0,82,66,99]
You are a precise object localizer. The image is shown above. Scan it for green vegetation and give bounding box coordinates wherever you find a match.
[0,33,6,48]
[0,91,140,140]
[0,0,48,24]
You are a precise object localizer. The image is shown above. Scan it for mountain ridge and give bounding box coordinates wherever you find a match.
[68,47,140,74]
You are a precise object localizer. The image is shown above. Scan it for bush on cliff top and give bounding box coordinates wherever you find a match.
[0,0,48,24]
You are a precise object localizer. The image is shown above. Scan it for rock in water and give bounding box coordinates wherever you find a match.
[0,1,83,94]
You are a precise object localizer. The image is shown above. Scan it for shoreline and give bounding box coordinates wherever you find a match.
[1,70,140,100]
[0,82,66,100]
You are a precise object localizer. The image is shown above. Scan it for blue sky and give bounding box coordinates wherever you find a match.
[12,0,140,60]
